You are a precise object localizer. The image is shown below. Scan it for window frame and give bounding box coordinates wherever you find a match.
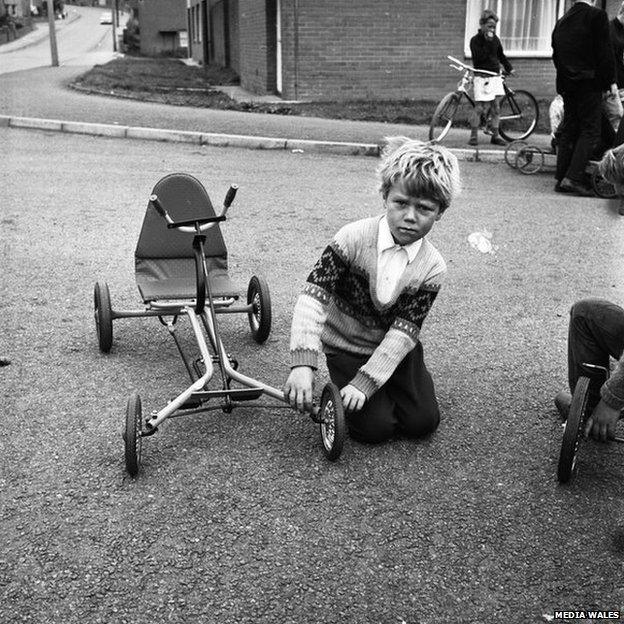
[464,0,566,59]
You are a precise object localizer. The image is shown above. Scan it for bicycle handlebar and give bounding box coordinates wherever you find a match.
[149,184,238,233]
[447,55,499,77]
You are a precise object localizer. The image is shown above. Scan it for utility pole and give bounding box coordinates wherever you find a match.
[46,0,59,66]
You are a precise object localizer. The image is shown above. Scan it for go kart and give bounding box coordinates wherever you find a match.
[93,173,346,476]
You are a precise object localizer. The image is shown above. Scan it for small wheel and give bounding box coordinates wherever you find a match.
[318,382,346,461]
[123,393,143,477]
[504,140,527,168]
[515,145,544,175]
[558,376,590,484]
[591,168,617,199]
[94,281,113,353]
[247,275,272,344]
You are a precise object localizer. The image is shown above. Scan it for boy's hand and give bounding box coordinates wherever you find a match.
[283,366,315,413]
[584,399,620,442]
[341,384,366,412]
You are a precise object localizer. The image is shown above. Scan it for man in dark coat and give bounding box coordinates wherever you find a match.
[552,0,616,196]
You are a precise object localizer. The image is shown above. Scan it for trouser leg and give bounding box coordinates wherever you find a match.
[565,90,602,183]
[567,298,624,403]
[325,344,440,443]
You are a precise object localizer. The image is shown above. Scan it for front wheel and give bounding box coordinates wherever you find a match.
[123,393,143,477]
[318,383,346,461]
[247,275,272,344]
[429,92,461,142]
[498,89,539,142]
[591,168,617,199]
[557,376,590,484]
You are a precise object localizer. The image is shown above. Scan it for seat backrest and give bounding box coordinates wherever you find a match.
[135,173,228,262]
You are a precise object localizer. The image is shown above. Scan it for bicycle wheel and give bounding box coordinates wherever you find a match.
[498,89,539,142]
[515,145,544,175]
[591,168,617,199]
[429,92,462,142]
[557,376,590,484]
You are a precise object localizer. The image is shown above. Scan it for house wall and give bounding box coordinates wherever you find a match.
[237,0,270,93]
[188,0,239,72]
[134,0,187,56]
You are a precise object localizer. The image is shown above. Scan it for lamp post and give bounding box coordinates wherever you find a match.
[46,0,59,66]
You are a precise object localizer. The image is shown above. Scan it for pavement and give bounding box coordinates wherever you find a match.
[0,38,555,164]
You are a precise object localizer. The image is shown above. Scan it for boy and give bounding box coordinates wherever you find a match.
[283,137,461,443]
[468,9,514,147]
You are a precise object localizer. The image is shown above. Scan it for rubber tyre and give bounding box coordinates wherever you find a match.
[94,281,113,353]
[498,90,539,142]
[504,140,527,168]
[515,145,544,175]
[557,376,590,484]
[429,93,460,142]
[123,393,143,477]
[591,168,617,199]
[319,382,346,461]
[247,275,272,344]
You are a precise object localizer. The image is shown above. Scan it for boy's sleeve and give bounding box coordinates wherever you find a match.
[497,40,513,74]
[289,229,352,369]
[350,265,446,398]
[601,354,624,411]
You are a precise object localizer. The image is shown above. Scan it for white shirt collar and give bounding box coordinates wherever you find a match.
[377,215,422,263]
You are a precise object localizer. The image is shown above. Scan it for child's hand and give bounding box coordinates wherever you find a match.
[340,384,366,412]
[283,366,315,413]
[584,399,620,442]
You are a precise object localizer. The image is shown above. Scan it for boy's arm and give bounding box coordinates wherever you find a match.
[497,40,513,74]
[350,280,443,398]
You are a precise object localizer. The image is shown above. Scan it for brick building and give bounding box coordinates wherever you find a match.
[127,0,187,56]
[186,0,622,101]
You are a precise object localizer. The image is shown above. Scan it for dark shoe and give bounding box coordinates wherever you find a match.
[554,180,563,193]
[619,199,624,216]
[554,391,572,421]
[468,137,478,146]
[559,178,594,197]
[490,135,507,146]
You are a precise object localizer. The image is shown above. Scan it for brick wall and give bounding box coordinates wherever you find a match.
[238,0,270,94]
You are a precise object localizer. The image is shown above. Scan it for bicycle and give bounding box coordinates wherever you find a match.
[429,56,539,143]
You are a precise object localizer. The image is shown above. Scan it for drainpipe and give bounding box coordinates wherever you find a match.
[293,0,299,99]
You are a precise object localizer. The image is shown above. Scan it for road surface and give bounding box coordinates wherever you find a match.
[0,5,120,75]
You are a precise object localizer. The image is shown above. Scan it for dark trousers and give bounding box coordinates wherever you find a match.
[325,343,440,444]
[556,89,602,183]
[568,299,624,405]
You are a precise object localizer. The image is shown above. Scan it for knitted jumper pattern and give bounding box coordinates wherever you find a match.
[290,216,446,397]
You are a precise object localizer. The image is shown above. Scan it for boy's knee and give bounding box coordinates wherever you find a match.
[347,412,395,444]
[570,298,608,323]
[401,407,440,439]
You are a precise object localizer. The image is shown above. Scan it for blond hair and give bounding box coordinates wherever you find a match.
[377,137,461,212]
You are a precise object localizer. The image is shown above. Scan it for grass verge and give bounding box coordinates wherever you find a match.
[72,57,551,132]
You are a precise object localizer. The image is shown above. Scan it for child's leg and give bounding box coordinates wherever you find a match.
[325,352,397,443]
[386,342,440,438]
[568,299,624,404]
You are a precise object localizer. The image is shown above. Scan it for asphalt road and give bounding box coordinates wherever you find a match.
[1,127,623,624]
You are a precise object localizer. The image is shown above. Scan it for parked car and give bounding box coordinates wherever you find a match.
[99,12,112,25]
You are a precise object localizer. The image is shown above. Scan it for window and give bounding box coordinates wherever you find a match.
[464,0,566,58]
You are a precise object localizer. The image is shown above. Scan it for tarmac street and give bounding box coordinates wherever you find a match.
[1,12,624,622]
[1,126,624,624]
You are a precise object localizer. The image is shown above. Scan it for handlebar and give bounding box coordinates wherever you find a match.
[447,55,499,78]
[149,184,238,233]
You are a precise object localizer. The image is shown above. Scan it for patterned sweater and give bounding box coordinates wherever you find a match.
[289,216,446,398]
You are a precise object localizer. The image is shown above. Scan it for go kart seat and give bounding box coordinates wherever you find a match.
[135,173,239,303]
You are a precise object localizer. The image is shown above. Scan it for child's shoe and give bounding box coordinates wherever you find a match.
[490,135,507,146]
[468,136,478,146]
[554,391,572,421]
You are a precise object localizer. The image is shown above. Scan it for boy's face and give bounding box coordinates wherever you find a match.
[384,180,442,246]
[480,19,497,39]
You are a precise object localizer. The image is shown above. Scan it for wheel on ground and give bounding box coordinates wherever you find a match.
[504,140,528,168]
[557,376,590,484]
[429,92,461,142]
[591,168,617,199]
[247,275,272,343]
[94,281,113,353]
[318,382,346,461]
[123,393,143,477]
[498,89,539,142]
[515,145,544,175]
